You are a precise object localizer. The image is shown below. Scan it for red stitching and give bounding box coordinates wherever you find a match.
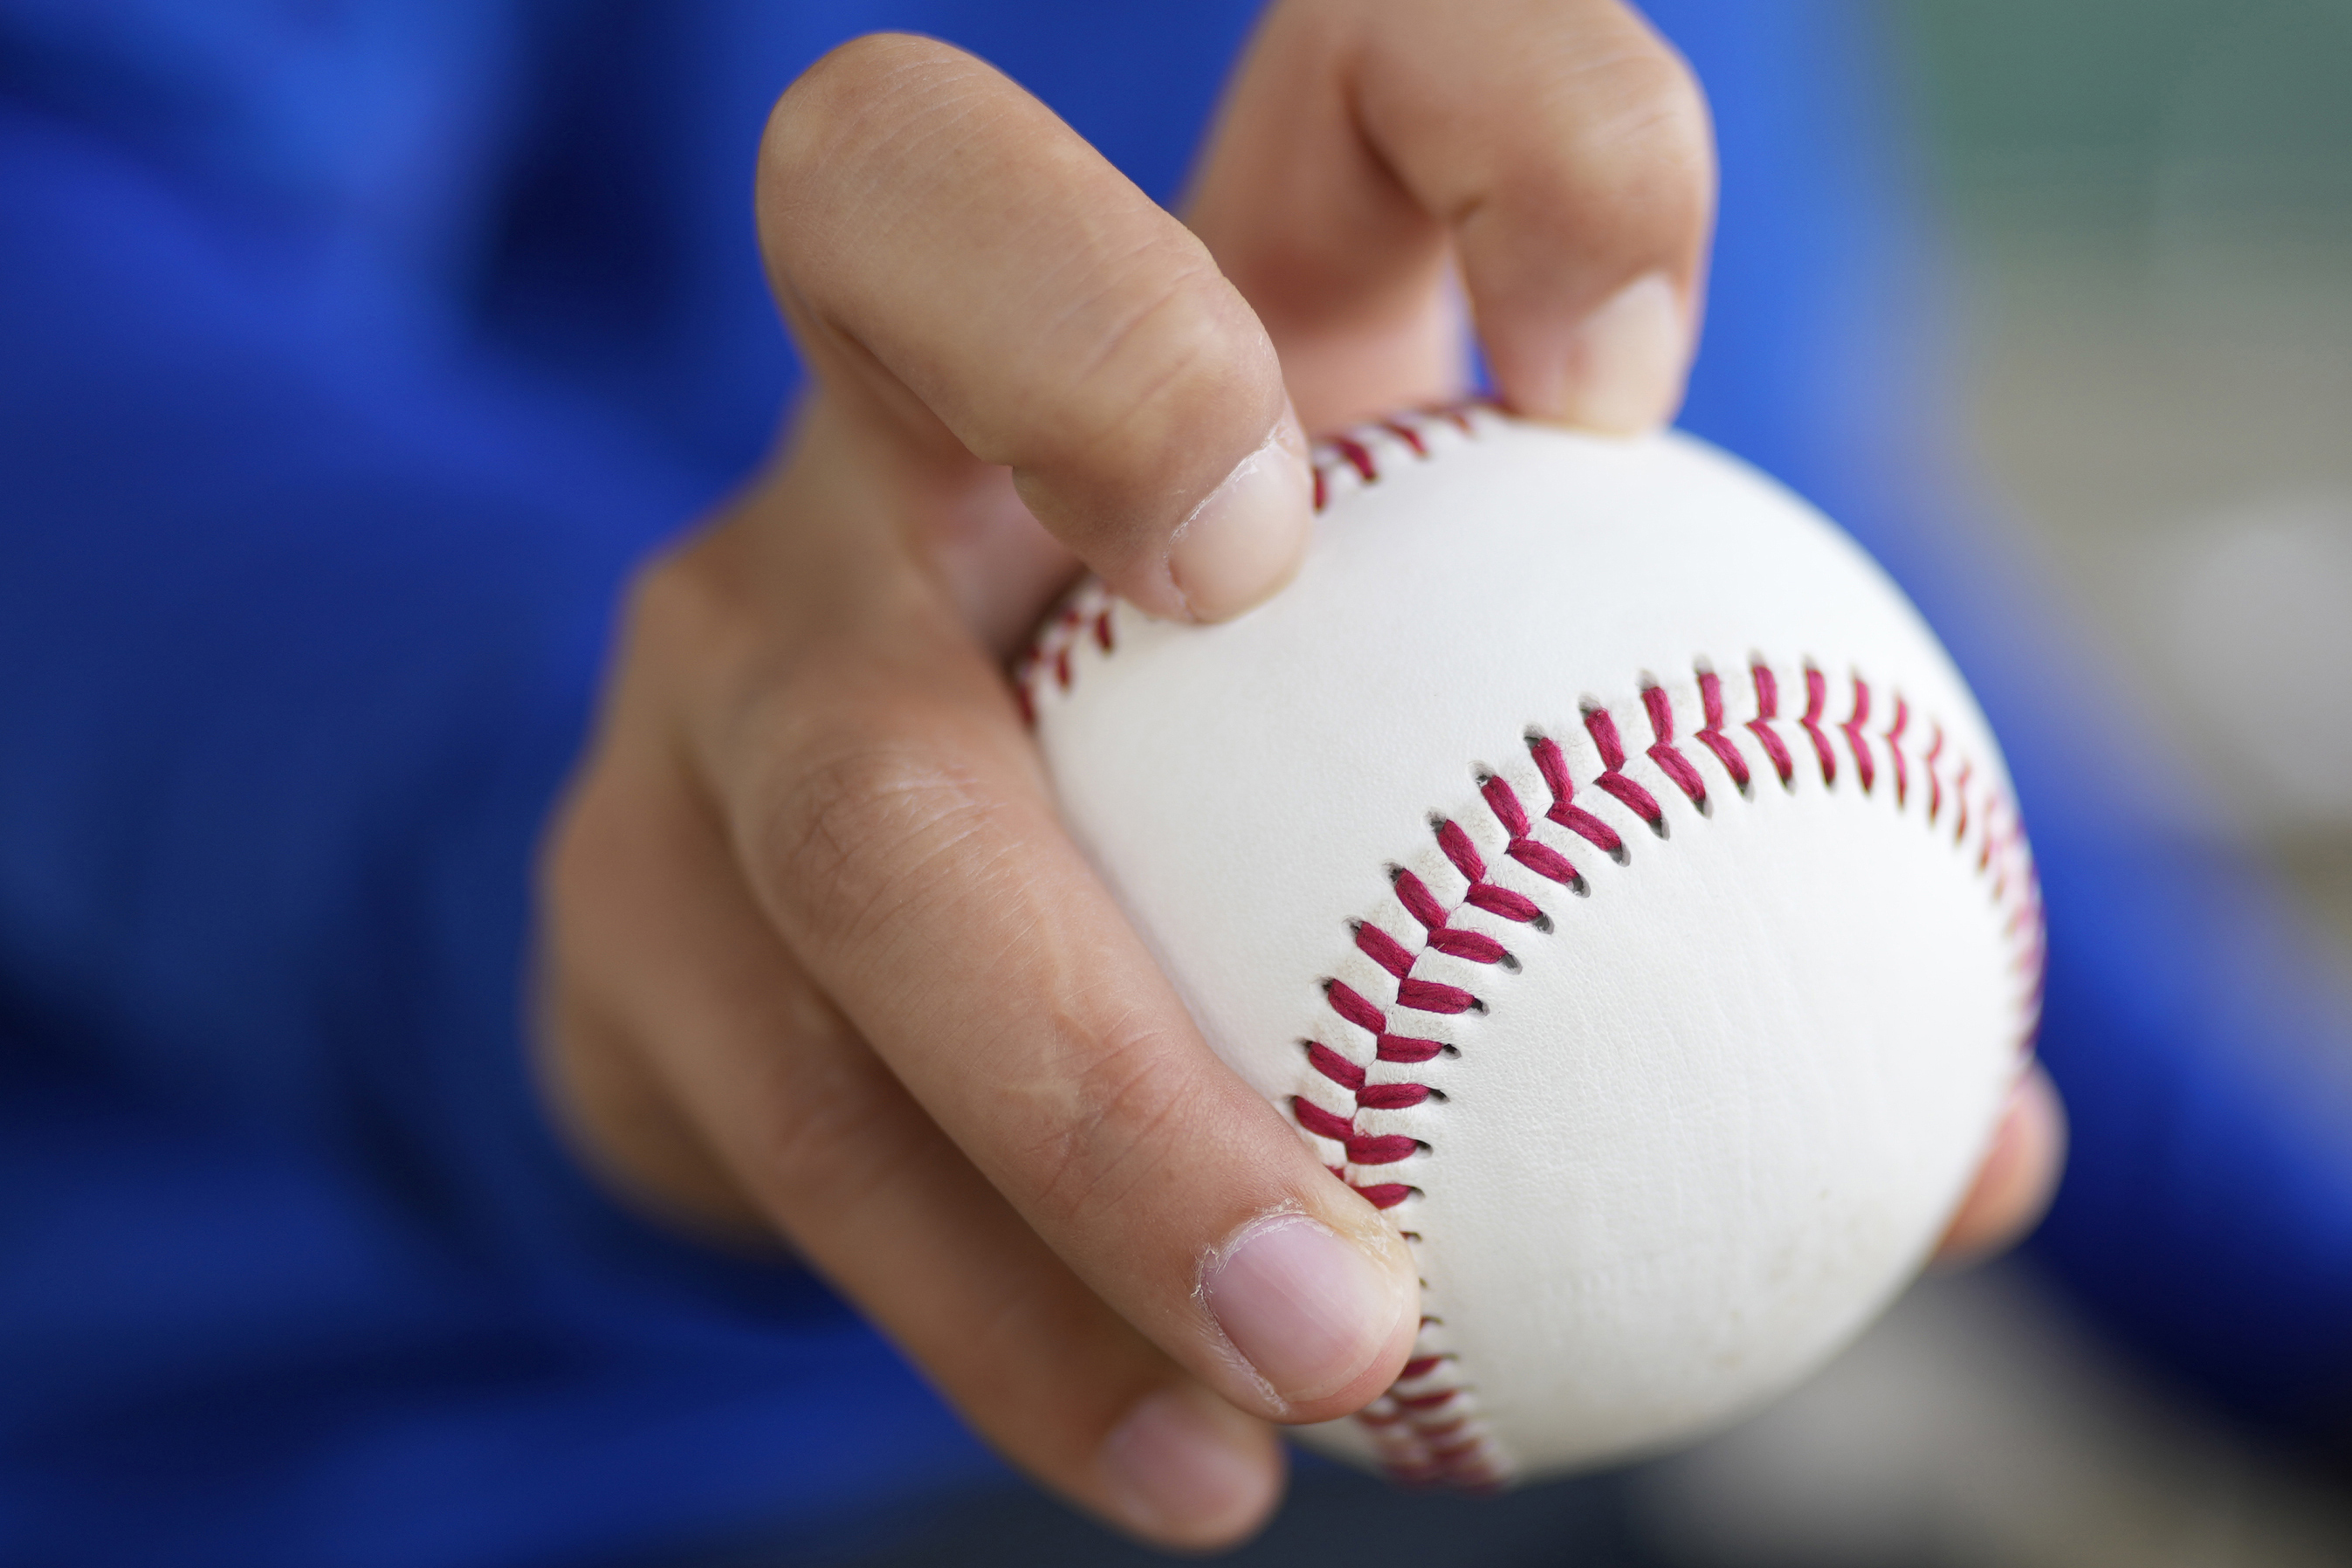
[1016,410,2046,1489]
[1480,772,1585,894]
[1295,664,2043,1488]
[1379,419,1429,456]
[1799,666,1838,784]
[1307,402,1492,512]
[1840,678,1876,794]
[1530,733,1625,861]
[1925,726,1946,823]
[1584,704,1667,834]
[1885,697,1910,808]
[1694,668,1751,793]
[1747,662,1796,786]
[1641,683,1709,810]
[1019,405,1489,719]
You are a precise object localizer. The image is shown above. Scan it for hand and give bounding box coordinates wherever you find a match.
[537,3,2061,1551]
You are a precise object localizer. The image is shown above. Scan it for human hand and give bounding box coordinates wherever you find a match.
[538,3,2061,1551]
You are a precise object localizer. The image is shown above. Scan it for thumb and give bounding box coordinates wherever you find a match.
[757,32,1313,622]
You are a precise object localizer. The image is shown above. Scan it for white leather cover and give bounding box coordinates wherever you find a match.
[1021,409,2042,1486]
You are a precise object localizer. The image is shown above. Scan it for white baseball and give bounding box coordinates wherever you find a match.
[1019,408,2041,1487]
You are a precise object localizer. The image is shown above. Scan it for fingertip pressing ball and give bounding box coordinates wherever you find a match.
[1018,408,2043,1487]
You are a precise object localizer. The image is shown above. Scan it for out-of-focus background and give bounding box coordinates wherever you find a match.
[1909,0,2352,912]
[1647,3,2352,1564]
[6,2,2335,1563]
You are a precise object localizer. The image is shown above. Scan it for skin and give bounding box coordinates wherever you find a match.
[536,1,2067,1551]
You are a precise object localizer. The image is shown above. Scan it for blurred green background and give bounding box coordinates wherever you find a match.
[1902,0,2352,931]
[1630,7,2352,1565]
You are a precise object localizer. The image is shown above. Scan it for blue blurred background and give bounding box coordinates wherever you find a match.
[2,2,2348,1565]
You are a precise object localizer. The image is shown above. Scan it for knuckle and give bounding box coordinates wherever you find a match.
[1072,267,1272,450]
[743,699,1001,955]
[1020,1014,1206,1228]
[1008,262,1280,536]
[609,518,799,707]
[1543,43,1715,220]
[739,1026,925,1221]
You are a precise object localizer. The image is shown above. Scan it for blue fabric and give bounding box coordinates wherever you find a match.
[1,3,2347,1565]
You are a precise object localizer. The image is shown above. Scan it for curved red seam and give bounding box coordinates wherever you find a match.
[1840,677,1877,794]
[1530,734,1625,857]
[1031,407,1490,724]
[1306,403,1492,519]
[1021,415,2041,1490]
[1695,669,1752,791]
[1747,663,1796,785]
[1584,705,1666,829]
[1884,698,1910,807]
[1641,684,1709,808]
[1289,664,2043,1489]
[1380,419,1429,455]
[1924,726,1946,823]
[1799,667,1838,783]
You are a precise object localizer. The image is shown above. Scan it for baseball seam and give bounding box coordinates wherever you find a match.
[1018,406,2046,1492]
[1297,654,2043,1489]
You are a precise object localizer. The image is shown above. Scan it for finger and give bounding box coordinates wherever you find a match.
[540,697,1286,1550]
[674,498,1422,1428]
[758,33,1312,623]
[1934,1063,2067,1267]
[1188,0,1715,433]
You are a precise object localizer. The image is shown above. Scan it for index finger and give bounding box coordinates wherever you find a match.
[759,33,1316,625]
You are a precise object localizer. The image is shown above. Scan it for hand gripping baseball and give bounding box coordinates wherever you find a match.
[536,3,2061,1550]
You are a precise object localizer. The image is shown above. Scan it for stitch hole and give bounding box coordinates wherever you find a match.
[1441,1043,1461,1058]
[1497,952,1522,973]
[1532,911,1555,934]
[1424,1088,1450,1103]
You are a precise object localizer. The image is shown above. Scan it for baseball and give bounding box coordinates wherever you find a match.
[1019,407,2042,1487]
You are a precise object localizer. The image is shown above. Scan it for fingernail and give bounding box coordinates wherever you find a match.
[1098,1386,1276,1544]
[1558,271,1688,435]
[1202,1212,1405,1407]
[1166,407,1313,622]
